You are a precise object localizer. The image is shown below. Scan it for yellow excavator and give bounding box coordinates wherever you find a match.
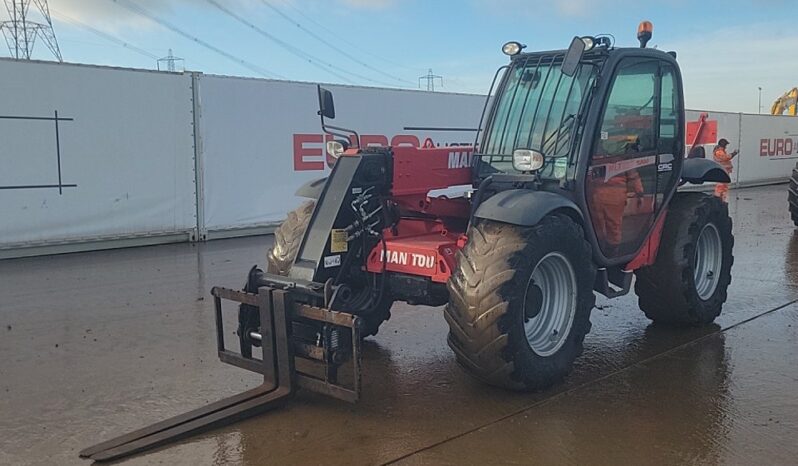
[772,88,798,115]
[778,89,798,225]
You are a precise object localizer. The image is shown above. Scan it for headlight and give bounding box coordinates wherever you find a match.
[502,41,524,56]
[326,140,345,159]
[580,36,595,51]
[512,149,545,172]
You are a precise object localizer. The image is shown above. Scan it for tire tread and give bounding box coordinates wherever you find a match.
[445,215,596,390]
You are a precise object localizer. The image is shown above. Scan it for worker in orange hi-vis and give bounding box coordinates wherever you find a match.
[590,134,646,257]
[591,168,645,257]
[713,138,738,202]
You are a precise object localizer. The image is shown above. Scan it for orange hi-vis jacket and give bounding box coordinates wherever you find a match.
[603,169,644,193]
[713,146,733,174]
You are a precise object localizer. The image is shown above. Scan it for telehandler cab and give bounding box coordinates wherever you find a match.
[81,21,734,462]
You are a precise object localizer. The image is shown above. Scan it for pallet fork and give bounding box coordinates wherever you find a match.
[80,280,362,462]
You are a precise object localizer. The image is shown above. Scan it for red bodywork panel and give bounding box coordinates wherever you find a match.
[366,218,463,283]
[625,210,666,271]
[389,145,475,218]
[390,145,474,196]
[362,145,474,283]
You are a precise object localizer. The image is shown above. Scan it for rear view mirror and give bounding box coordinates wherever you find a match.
[561,36,585,77]
[318,86,335,119]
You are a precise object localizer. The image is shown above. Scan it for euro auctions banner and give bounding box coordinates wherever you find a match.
[198,76,486,232]
[685,110,796,186]
[738,114,798,185]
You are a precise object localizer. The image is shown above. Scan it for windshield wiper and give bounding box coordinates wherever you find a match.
[542,114,575,155]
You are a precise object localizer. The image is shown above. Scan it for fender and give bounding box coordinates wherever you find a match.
[681,158,731,184]
[295,177,327,199]
[474,189,582,226]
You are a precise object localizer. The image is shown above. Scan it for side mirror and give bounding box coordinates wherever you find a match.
[316,85,360,148]
[561,36,585,77]
[318,86,335,119]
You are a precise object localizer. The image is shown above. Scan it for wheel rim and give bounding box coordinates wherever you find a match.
[522,252,577,357]
[693,223,723,301]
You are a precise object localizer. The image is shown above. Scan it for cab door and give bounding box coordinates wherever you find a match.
[586,57,681,259]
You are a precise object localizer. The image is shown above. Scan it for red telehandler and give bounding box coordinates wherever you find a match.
[81,22,734,461]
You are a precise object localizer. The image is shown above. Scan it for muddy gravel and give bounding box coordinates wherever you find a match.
[1,185,796,465]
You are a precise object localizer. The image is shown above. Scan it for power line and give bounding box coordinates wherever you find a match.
[280,1,419,74]
[54,10,212,71]
[260,0,413,86]
[108,0,284,79]
[51,9,160,60]
[204,0,351,83]
[205,0,399,87]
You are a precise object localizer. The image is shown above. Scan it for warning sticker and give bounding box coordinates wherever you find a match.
[324,255,342,268]
[330,229,348,253]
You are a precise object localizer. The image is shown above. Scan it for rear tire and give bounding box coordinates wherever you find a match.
[241,200,392,342]
[635,192,734,325]
[445,215,596,391]
[789,162,798,226]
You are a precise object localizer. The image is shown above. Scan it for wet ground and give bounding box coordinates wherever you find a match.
[1,184,797,465]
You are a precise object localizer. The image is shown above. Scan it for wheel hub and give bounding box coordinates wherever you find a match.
[524,281,543,320]
[694,223,723,301]
[522,252,577,357]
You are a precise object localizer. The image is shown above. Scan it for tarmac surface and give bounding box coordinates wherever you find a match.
[1,184,797,465]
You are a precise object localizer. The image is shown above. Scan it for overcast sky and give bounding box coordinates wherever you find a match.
[1,0,793,112]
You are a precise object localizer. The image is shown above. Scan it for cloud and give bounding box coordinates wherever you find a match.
[41,0,209,30]
[51,0,190,20]
[667,22,798,112]
[34,0,396,31]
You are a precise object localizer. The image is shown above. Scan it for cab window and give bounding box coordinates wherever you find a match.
[596,60,658,156]
[587,58,660,258]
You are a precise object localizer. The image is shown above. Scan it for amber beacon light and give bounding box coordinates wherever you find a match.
[637,20,653,48]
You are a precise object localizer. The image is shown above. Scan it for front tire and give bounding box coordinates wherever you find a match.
[789,161,798,226]
[445,215,596,391]
[267,200,316,275]
[635,192,734,325]
[239,200,392,356]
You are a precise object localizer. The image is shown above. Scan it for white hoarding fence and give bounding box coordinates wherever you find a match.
[684,110,797,187]
[2,58,798,258]
[0,59,197,252]
[738,114,798,185]
[197,76,485,235]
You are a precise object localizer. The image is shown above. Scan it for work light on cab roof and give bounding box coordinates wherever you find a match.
[502,41,525,56]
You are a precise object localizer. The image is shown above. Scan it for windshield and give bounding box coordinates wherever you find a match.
[479,54,597,179]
